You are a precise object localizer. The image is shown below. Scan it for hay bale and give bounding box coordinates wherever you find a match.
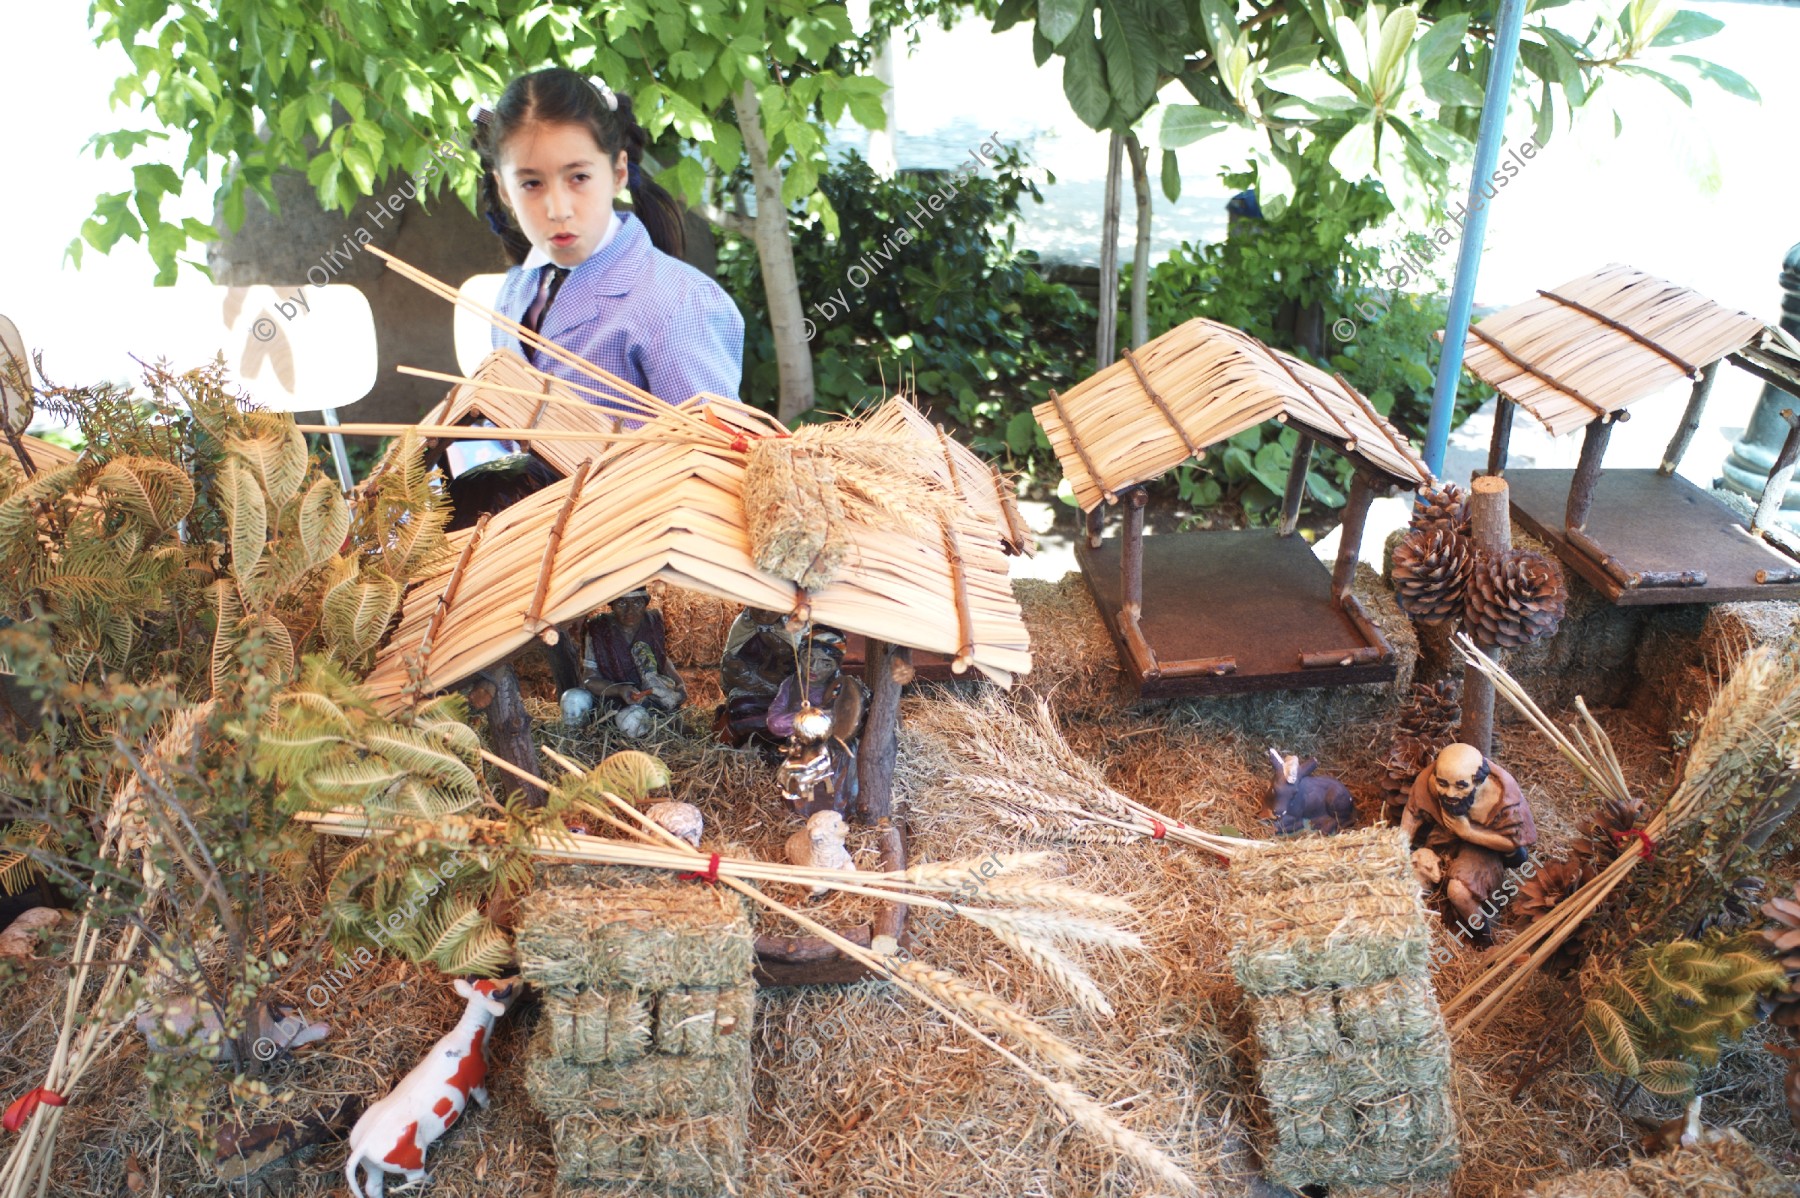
[517,882,755,992]
[525,1018,751,1120]
[550,1110,746,1192]
[743,440,848,590]
[653,985,755,1056]
[1517,1131,1796,1198]
[1629,600,1800,738]
[648,580,739,670]
[1229,826,1459,1190]
[1229,829,1433,994]
[543,988,654,1065]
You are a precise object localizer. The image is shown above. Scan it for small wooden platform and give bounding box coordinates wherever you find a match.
[1077,528,1396,699]
[1508,468,1800,606]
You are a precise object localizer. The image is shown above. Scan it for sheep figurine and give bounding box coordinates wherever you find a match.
[1264,748,1358,835]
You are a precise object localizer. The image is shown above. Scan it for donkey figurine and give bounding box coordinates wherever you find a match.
[1264,748,1358,836]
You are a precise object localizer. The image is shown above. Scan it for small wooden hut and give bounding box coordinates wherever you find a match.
[1463,263,1800,603]
[365,396,1031,984]
[1033,317,1434,698]
[3,434,76,473]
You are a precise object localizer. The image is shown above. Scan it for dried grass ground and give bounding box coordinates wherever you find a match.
[3,582,1798,1198]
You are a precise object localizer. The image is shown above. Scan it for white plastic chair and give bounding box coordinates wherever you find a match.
[453,274,509,377]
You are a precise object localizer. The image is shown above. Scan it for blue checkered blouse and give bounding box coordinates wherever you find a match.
[490,211,746,419]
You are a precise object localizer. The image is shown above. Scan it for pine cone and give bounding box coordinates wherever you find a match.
[1397,679,1461,745]
[1410,482,1471,539]
[1761,882,1800,1031]
[1381,732,1435,813]
[1463,548,1568,648]
[1393,528,1473,625]
[1515,856,1591,925]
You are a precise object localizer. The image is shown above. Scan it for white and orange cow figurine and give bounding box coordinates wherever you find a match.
[344,976,522,1197]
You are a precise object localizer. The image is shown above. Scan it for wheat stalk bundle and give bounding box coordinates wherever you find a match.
[911,688,1260,860]
[1442,632,1800,1037]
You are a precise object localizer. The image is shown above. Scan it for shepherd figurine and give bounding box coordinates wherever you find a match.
[1264,749,1359,835]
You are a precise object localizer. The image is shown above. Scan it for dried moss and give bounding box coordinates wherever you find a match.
[1518,1131,1796,1198]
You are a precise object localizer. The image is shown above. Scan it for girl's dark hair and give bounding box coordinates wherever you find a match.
[473,68,685,266]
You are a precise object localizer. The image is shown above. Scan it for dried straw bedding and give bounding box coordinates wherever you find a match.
[12,601,1800,1196]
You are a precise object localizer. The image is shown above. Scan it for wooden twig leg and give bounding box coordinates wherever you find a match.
[1460,475,1511,755]
[855,639,910,825]
[1749,408,1800,538]
[1486,397,1515,477]
[1661,361,1719,476]
[471,661,545,806]
[1565,417,1613,532]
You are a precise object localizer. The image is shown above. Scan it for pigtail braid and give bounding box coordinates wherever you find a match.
[612,94,686,261]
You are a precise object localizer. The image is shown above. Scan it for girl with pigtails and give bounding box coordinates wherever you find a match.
[470,69,745,416]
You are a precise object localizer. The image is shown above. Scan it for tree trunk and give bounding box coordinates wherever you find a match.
[1124,132,1151,350]
[1096,131,1124,369]
[867,31,898,178]
[736,80,815,423]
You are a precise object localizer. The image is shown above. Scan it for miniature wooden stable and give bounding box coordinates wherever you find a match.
[365,376,1033,985]
[1467,264,1800,604]
[1033,317,1434,699]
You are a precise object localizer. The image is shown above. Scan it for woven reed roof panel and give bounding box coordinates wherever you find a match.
[420,349,621,478]
[859,399,1035,555]
[6,435,76,471]
[1460,264,1767,438]
[1032,318,1431,511]
[364,416,1031,709]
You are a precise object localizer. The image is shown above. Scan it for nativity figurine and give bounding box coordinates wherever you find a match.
[770,628,867,817]
[1402,742,1538,945]
[565,589,685,738]
[715,606,799,747]
[786,809,855,898]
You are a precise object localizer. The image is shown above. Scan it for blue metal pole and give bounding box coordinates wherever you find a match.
[1421,0,1530,479]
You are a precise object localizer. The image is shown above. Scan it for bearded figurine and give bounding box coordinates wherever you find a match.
[1403,743,1537,946]
[568,589,685,738]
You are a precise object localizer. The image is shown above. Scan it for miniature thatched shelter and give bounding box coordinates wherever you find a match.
[1460,264,1800,603]
[1033,317,1433,697]
[415,348,617,479]
[2,434,75,473]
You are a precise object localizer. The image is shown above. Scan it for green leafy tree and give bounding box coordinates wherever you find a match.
[77,0,902,420]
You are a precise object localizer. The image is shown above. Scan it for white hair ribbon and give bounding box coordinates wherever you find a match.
[587,75,619,111]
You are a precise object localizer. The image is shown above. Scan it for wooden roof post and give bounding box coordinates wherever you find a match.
[1279,434,1314,537]
[1565,416,1614,531]
[1486,396,1516,477]
[1750,409,1800,539]
[855,638,912,826]
[1120,485,1148,617]
[1460,475,1511,756]
[1332,470,1378,603]
[1661,360,1721,476]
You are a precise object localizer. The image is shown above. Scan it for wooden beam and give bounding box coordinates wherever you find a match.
[1565,417,1614,531]
[1487,396,1516,476]
[1120,486,1148,619]
[854,639,910,825]
[1750,408,1800,538]
[1279,434,1314,537]
[1460,475,1511,755]
[1332,471,1377,602]
[1660,360,1720,476]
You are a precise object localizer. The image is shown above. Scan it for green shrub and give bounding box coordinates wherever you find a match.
[716,148,1092,478]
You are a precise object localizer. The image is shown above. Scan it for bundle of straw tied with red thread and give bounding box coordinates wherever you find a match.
[4,243,1800,1198]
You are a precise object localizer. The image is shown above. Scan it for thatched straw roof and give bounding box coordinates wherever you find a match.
[1458,264,1768,438]
[4,435,76,472]
[1034,318,1432,512]
[363,400,1032,708]
[419,349,619,477]
[858,398,1034,556]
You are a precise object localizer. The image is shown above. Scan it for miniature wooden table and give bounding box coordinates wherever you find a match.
[1507,468,1800,605]
[1078,528,1397,698]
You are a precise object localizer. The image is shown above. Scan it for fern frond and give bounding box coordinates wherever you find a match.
[1637,1058,1698,1098]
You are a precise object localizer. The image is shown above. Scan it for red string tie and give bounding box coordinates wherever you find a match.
[1149,819,1167,840]
[1609,828,1657,861]
[4,1087,66,1133]
[679,853,722,884]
